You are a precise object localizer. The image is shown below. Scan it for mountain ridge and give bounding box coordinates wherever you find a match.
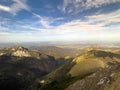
[39,49,120,90]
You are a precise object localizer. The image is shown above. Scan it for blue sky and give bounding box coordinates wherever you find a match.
[0,0,120,42]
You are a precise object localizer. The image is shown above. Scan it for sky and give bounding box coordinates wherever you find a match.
[0,0,120,43]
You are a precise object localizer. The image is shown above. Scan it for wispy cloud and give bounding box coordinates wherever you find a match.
[0,0,120,42]
[1,8,120,36]
[86,9,120,24]
[31,12,64,29]
[33,9,120,34]
[59,0,120,14]
[0,0,30,15]
[0,5,10,12]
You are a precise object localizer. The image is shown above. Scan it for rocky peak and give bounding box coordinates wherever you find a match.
[12,46,28,51]
[0,53,6,56]
[4,46,28,51]
[2,46,30,57]
[12,50,31,57]
[11,46,30,57]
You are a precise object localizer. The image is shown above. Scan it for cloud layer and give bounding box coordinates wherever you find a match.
[59,0,120,14]
[0,0,30,15]
[0,0,120,42]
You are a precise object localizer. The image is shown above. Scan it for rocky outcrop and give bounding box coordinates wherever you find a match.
[66,63,120,90]
[12,50,31,57]
[0,46,58,75]
[0,53,6,56]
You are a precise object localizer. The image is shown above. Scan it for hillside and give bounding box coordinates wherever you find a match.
[0,46,59,90]
[66,63,120,90]
[29,46,80,59]
[29,46,82,66]
[39,49,120,90]
[69,50,120,77]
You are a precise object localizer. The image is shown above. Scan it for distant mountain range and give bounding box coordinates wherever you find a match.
[29,46,81,59]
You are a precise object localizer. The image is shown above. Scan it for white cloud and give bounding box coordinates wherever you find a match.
[1,9,119,36]
[40,20,106,35]
[59,0,120,14]
[36,9,120,34]
[31,13,52,28]
[38,17,64,29]
[0,26,9,31]
[39,18,52,28]
[85,0,120,9]
[31,13,64,29]
[14,9,120,35]
[0,4,120,42]
[0,5,10,12]
[0,32,11,35]
[0,0,30,15]
[86,9,120,25]
[10,0,30,15]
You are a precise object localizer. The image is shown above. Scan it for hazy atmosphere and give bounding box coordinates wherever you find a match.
[0,0,120,42]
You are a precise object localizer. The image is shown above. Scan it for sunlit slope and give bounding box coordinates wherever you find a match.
[41,49,120,84]
[69,50,120,77]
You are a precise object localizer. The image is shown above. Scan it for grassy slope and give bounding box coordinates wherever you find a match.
[39,50,120,90]
[69,59,106,77]
[40,73,92,90]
